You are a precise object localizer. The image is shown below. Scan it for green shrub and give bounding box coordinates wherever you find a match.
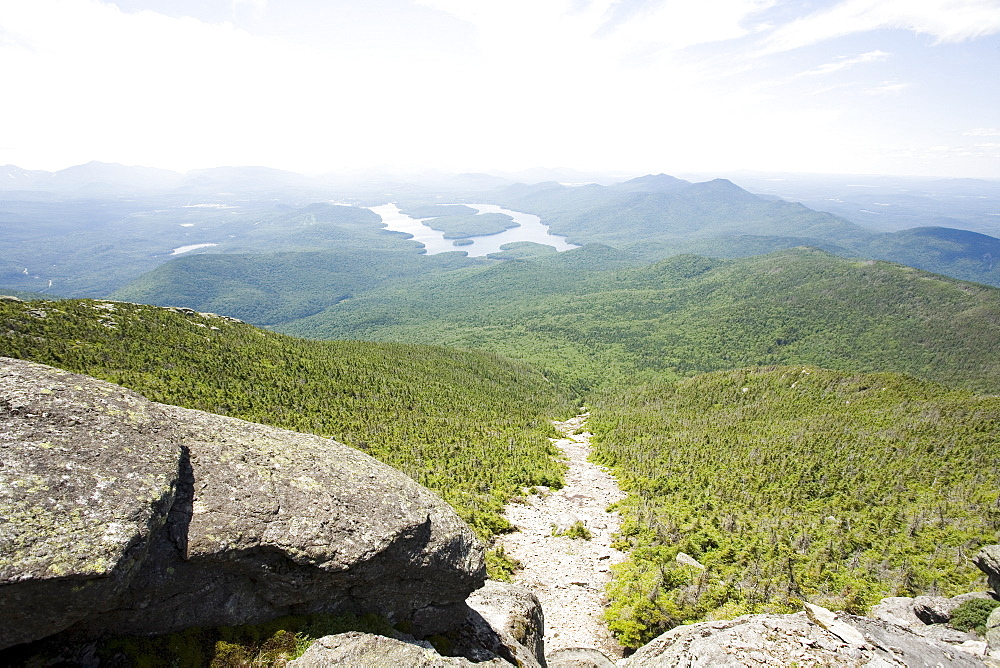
[950,598,1000,636]
[553,520,592,540]
[486,545,522,581]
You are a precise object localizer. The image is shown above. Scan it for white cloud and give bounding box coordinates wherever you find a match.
[795,49,890,77]
[868,81,910,94]
[1,0,997,177]
[965,128,1000,136]
[761,0,1000,54]
[596,0,776,53]
[416,0,776,59]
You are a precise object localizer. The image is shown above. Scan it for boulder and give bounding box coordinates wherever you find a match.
[871,596,923,627]
[915,593,994,625]
[451,581,545,667]
[976,546,1000,596]
[547,647,616,667]
[675,551,706,570]
[551,512,583,535]
[0,357,484,650]
[870,592,992,653]
[988,606,1000,657]
[624,605,985,667]
[0,357,180,648]
[288,631,508,667]
[913,595,957,625]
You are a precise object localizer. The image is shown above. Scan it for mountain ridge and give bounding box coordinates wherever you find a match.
[276,247,1000,394]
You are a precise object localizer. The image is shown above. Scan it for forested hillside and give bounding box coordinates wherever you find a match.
[589,367,1000,647]
[491,177,870,248]
[0,199,420,296]
[0,298,575,539]
[112,249,483,325]
[278,248,1000,394]
[860,226,1000,286]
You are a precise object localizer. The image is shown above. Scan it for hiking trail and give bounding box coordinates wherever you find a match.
[498,412,627,659]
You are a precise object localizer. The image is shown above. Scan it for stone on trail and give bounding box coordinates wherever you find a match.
[547,646,616,667]
[551,512,584,535]
[0,357,484,650]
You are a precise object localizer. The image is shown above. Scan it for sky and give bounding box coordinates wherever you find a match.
[2,0,1000,178]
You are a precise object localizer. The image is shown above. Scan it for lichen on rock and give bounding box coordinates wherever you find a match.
[0,357,485,651]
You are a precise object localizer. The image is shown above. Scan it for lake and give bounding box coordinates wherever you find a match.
[371,203,579,256]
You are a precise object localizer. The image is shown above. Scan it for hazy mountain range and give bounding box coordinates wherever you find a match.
[2,162,999,300]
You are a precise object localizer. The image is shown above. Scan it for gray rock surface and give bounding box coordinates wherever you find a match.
[0,358,181,648]
[870,596,923,628]
[0,357,484,649]
[675,551,705,570]
[913,595,958,624]
[454,580,545,667]
[288,631,507,667]
[624,606,985,667]
[870,592,991,653]
[988,606,1000,657]
[977,546,1000,596]
[547,647,615,667]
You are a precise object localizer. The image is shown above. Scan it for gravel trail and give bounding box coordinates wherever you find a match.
[498,412,627,659]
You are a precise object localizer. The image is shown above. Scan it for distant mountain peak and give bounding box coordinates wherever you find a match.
[616,173,691,193]
[684,178,760,201]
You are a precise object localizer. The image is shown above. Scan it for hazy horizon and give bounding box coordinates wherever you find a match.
[6,161,1000,185]
[2,1,999,179]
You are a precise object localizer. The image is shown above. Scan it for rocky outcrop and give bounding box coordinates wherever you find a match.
[870,592,991,654]
[451,581,546,667]
[0,357,484,650]
[623,605,986,667]
[972,545,1000,659]
[675,551,705,570]
[288,631,508,667]
[977,546,1000,597]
